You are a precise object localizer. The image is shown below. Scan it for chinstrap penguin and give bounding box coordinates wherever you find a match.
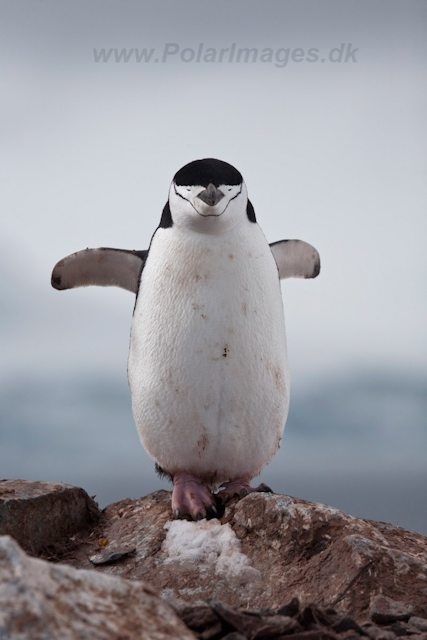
[52,158,320,520]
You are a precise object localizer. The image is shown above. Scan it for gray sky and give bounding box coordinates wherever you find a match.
[0,1,426,529]
[1,0,426,384]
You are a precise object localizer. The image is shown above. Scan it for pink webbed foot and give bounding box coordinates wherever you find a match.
[217,477,273,505]
[172,472,218,521]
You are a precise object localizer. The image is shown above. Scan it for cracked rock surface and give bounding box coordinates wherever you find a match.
[33,489,427,622]
[2,481,427,638]
[0,534,195,640]
[0,479,100,554]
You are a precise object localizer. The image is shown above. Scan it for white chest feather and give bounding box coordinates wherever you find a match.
[128,220,289,486]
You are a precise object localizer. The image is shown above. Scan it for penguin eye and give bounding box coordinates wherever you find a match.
[228,188,232,192]
[186,188,191,192]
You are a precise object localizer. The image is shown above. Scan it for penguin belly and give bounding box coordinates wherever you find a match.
[128,222,289,487]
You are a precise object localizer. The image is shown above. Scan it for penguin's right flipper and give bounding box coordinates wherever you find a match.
[51,248,147,294]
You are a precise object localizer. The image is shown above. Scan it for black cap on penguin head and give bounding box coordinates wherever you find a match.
[174,158,243,188]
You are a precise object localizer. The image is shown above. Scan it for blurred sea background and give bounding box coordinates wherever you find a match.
[1,368,426,533]
[1,1,426,534]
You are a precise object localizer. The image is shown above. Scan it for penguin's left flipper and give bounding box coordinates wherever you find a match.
[51,248,147,294]
[270,240,320,280]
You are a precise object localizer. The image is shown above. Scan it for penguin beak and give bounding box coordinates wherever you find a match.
[197,183,224,207]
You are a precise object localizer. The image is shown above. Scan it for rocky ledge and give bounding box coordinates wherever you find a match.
[1,479,427,639]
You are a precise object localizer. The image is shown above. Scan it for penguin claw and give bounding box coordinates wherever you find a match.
[258,483,273,493]
[205,503,220,520]
[218,491,229,506]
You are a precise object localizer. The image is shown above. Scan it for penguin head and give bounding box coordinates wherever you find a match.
[168,158,252,233]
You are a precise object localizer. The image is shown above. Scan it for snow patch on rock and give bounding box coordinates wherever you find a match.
[162,519,261,584]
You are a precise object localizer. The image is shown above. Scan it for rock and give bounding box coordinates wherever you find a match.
[331,615,365,634]
[179,604,220,632]
[410,618,427,633]
[369,595,416,624]
[175,598,427,640]
[277,597,300,617]
[384,621,419,636]
[208,599,301,639]
[362,625,397,640]
[54,490,427,623]
[0,534,195,639]
[0,479,100,555]
[3,480,427,631]
[89,546,136,565]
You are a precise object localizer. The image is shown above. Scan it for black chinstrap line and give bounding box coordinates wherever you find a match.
[173,184,242,218]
